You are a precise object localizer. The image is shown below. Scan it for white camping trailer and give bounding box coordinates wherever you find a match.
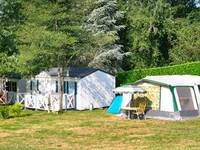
[135,75,200,120]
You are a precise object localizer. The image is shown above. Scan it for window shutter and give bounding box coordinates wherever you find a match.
[37,80,39,91]
[74,82,77,95]
[30,81,33,91]
[55,81,58,93]
[63,81,67,93]
[67,81,69,94]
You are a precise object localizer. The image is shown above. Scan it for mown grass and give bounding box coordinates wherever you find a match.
[1,109,200,150]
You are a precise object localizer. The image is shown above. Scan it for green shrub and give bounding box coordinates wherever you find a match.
[11,102,23,117]
[117,61,200,85]
[0,106,10,119]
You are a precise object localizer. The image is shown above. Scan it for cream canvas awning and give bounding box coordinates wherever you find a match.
[113,85,146,94]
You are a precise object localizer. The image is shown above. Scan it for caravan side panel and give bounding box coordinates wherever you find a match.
[194,85,200,110]
[160,87,174,112]
[122,93,132,107]
[76,71,115,110]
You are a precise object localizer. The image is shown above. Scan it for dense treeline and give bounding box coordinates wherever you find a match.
[0,0,200,76]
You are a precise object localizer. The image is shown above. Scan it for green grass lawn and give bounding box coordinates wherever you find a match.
[0,109,200,150]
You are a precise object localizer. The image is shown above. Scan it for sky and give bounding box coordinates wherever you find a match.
[196,0,200,7]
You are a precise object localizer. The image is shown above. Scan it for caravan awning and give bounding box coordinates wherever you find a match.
[135,75,200,87]
[113,85,146,94]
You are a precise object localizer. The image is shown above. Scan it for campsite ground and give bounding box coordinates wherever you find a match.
[0,109,200,150]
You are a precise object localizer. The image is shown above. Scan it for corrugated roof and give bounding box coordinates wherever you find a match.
[138,75,200,86]
[46,67,99,78]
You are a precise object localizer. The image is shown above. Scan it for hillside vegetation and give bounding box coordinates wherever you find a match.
[0,0,200,76]
[117,61,200,85]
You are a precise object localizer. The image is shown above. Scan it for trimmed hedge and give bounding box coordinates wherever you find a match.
[117,61,200,85]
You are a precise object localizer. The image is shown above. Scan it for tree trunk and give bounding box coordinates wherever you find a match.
[58,67,64,112]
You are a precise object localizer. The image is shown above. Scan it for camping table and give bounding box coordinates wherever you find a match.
[121,107,138,119]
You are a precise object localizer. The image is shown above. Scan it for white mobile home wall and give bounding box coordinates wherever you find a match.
[76,70,115,110]
[160,86,199,112]
[25,72,77,111]
[194,85,200,109]
[160,87,174,112]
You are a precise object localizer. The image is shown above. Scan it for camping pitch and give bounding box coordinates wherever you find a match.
[108,75,200,120]
[135,75,200,120]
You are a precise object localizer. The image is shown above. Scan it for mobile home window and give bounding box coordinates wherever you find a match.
[63,81,68,94]
[198,85,200,93]
[176,87,195,111]
[12,82,17,92]
[30,80,39,91]
[68,81,76,94]
[6,81,17,92]
[56,81,76,94]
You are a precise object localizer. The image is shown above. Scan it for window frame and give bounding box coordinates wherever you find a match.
[6,81,17,92]
[175,86,198,111]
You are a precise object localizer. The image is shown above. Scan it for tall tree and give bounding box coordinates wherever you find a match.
[121,0,200,69]
[125,0,174,69]
[17,0,91,111]
[169,3,200,64]
[17,0,94,75]
[85,0,127,73]
[0,0,22,75]
[167,0,197,18]
[45,0,79,112]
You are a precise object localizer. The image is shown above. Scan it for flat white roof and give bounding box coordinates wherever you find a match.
[141,75,200,86]
[113,85,146,94]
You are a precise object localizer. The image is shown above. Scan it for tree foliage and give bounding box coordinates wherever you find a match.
[0,0,22,75]
[0,0,200,76]
[85,0,127,73]
[122,0,200,70]
[17,0,93,76]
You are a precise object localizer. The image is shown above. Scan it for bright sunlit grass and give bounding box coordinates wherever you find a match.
[0,109,200,150]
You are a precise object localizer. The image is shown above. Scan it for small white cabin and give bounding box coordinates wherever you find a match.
[25,67,115,111]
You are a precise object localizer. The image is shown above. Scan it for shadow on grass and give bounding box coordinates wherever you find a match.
[0,112,33,120]
[9,113,32,119]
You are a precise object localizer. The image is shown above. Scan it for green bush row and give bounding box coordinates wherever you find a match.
[117,61,200,85]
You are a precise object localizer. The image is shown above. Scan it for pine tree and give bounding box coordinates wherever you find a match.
[85,0,127,73]
[17,0,87,112]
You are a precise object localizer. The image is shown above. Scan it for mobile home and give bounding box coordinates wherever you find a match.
[25,67,115,111]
